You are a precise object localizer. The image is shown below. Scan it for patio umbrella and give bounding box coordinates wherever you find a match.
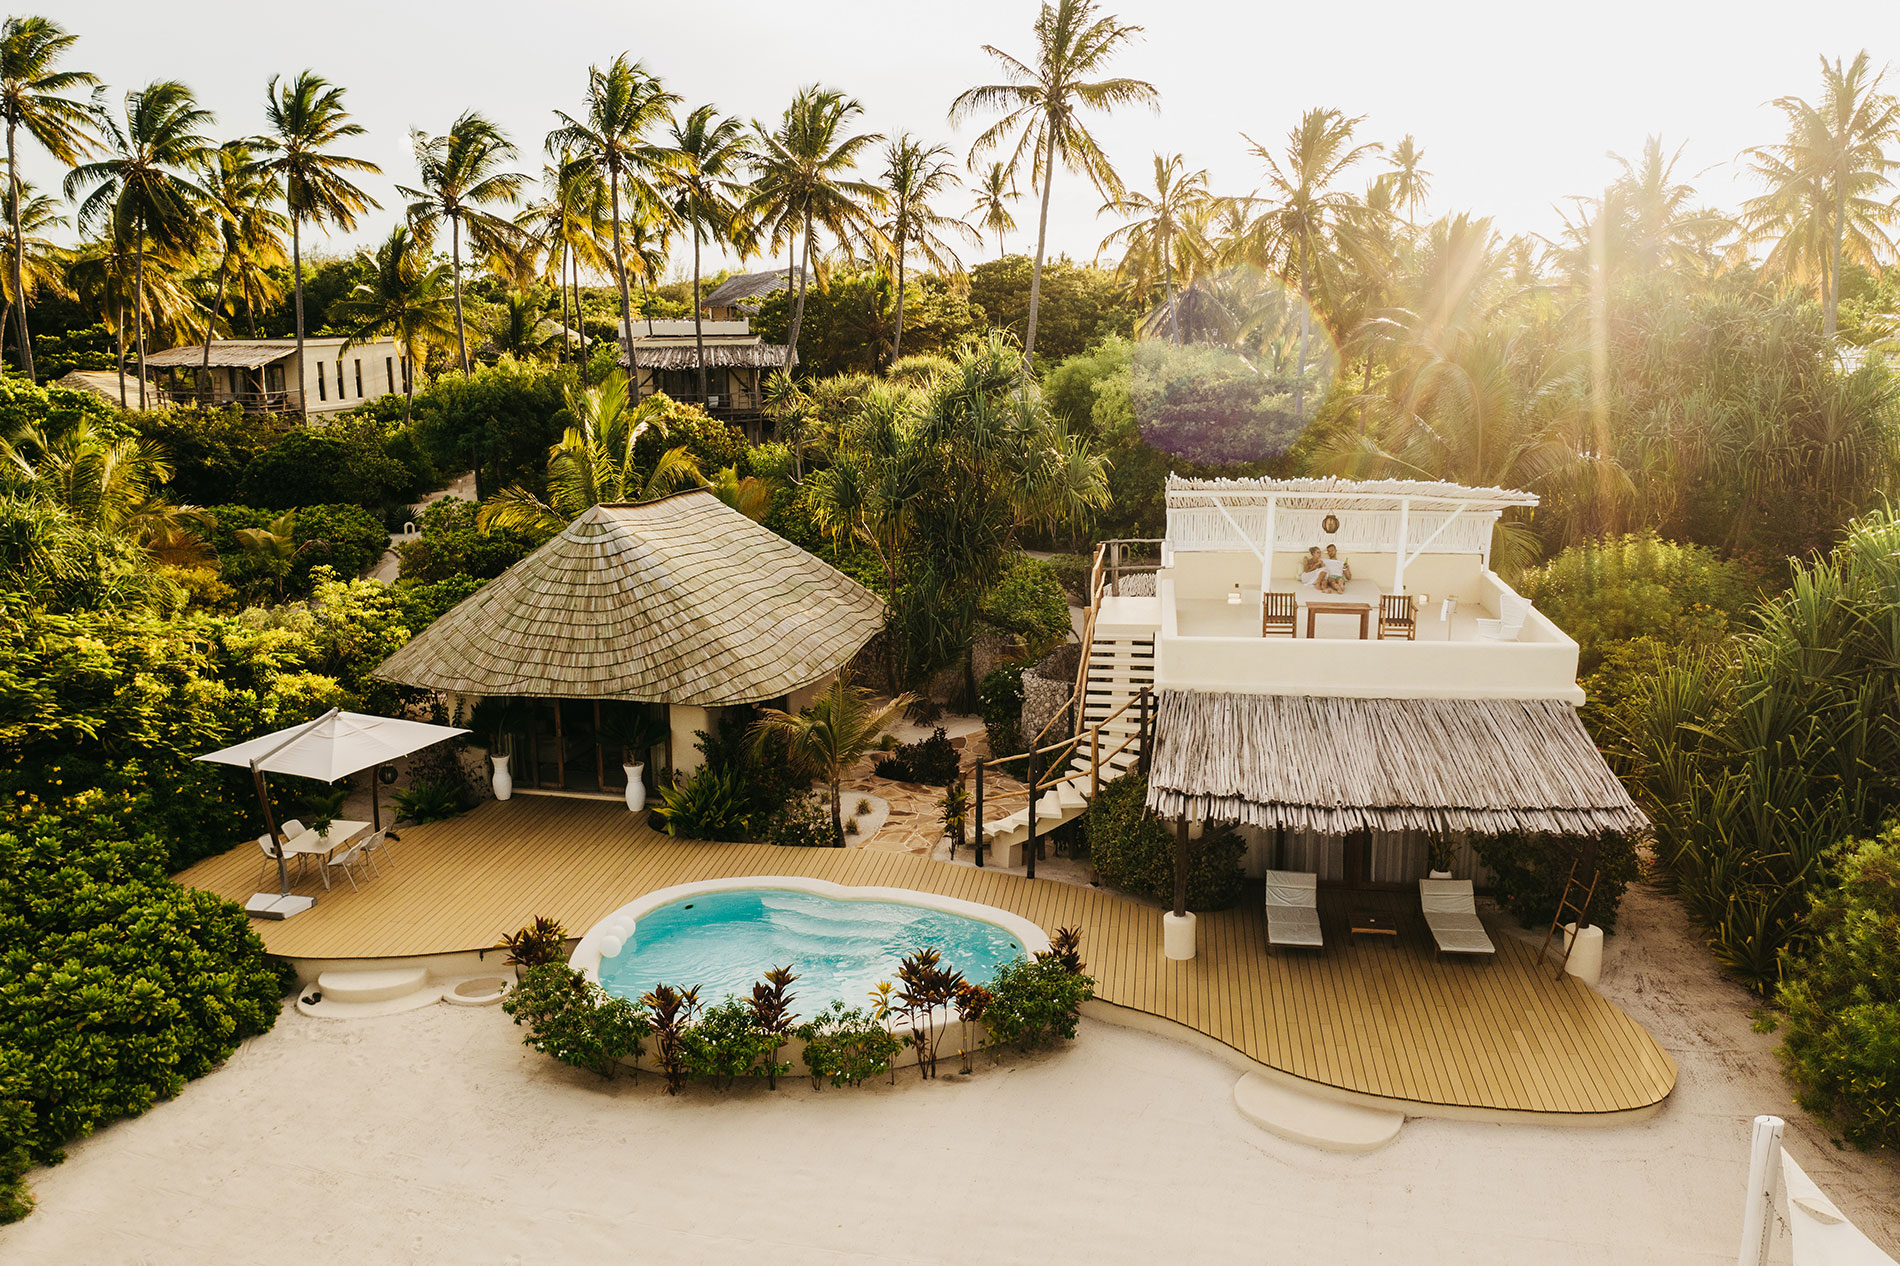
[197,708,469,904]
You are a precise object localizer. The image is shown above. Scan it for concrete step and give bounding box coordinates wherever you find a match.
[315,966,430,1004]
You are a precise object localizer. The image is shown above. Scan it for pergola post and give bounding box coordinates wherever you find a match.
[1163,814,1196,960]
[1393,497,1411,594]
[1256,494,1278,624]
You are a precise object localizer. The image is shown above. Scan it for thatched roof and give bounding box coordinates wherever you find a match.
[624,342,790,371]
[1144,690,1646,837]
[704,268,801,310]
[372,491,883,705]
[1166,475,1540,512]
[56,369,172,409]
[144,341,298,369]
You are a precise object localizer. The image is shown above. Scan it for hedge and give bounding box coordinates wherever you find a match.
[1083,774,1246,911]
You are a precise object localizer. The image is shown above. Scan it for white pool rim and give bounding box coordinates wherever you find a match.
[570,875,1053,983]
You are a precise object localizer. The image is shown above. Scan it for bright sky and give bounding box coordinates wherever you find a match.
[34,0,1895,280]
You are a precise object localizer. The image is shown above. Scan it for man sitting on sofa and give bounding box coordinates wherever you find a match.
[1318,544,1352,594]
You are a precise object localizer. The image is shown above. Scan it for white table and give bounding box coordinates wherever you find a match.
[280,820,370,889]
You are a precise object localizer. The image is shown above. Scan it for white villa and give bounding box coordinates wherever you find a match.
[141,336,410,415]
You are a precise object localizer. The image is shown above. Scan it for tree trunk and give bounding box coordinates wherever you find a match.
[1826,177,1846,340]
[1023,134,1055,371]
[1164,240,1180,345]
[785,219,813,373]
[607,164,635,367]
[451,214,469,373]
[202,258,229,403]
[558,237,571,365]
[133,229,149,411]
[114,296,126,407]
[892,231,908,362]
[1292,237,1309,423]
[8,118,33,381]
[403,333,415,422]
[830,776,845,848]
[292,217,307,414]
[692,221,707,399]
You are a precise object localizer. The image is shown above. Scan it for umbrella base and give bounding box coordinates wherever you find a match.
[245,892,316,919]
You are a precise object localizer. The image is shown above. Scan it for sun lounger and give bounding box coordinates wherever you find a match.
[1419,878,1495,956]
[1264,870,1323,950]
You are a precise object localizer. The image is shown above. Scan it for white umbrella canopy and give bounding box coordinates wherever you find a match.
[197,710,469,782]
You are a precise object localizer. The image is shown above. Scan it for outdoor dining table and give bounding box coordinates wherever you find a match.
[280,820,370,889]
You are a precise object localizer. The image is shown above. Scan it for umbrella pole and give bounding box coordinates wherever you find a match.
[371,765,382,832]
[251,760,290,896]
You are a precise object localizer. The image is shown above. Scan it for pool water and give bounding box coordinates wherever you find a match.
[595,887,1027,1019]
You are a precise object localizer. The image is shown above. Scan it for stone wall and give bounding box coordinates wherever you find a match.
[1018,642,1082,746]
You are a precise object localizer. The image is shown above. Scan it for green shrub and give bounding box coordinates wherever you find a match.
[1083,774,1246,911]
[131,406,280,507]
[651,765,751,841]
[0,798,284,1222]
[764,795,834,849]
[981,955,1094,1052]
[286,503,388,582]
[238,420,427,514]
[392,574,485,631]
[872,726,960,786]
[795,1000,904,1088]
[680,996,785,1089]
[978,555,1072,659]
[502,964,650,1080]
[391,776,468,825]
[1469,833,1642,934]
[978,663,1025,759]
[1129,339,1306,465]
[1776,828,1900,1150]
[393,498,541,583]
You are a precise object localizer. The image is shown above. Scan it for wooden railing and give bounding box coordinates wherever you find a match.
[1069,539,1163,734]
[969,682,1151,877]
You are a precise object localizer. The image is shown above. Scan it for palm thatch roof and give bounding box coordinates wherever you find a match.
[144,341,299,369]
[704,267,801,310]
[1166,475,1540,512]
[624,342,790,371]
[1144,690,1646,837]
[372,491,884,705]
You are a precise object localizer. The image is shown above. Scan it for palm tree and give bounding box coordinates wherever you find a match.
[248,71,381,413]
[332,225,456,420]
[0,180,67,354]
[1241,108,1382,422]
[750,679,913,846]
[476,369,706,535]
[548,55,679,356]
[1383,134,1430,233]
[399,111,528,373]
[1097,152,1210,343]
[66,81,214,412]
[0,16,97,381]
[234,509,326,603]
[196,140,287,396]
[880,134,977,360]
[661,104,749,399]
[742,86,885,372]
[968,160,1019,255]
[1744,51,1900,338]
[518,153,611,372]
[949,0,1157,368]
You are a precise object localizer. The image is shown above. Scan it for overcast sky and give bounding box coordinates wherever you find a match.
[33,0,1894,280]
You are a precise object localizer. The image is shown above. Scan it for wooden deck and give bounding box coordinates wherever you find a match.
[178,797,1677,1115]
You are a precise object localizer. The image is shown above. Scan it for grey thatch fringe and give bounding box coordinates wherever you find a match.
[1143,689,1647,837]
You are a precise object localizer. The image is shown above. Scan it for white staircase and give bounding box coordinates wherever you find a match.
[980,633,1154,868]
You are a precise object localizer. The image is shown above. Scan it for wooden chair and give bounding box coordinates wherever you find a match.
[1378,594,1416,641]
[1261,591,1297,638]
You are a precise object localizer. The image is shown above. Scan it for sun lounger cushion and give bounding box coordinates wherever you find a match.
[1420,879,1495,955]
[1265,870,1323,949]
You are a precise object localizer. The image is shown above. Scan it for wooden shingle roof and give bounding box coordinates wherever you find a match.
[372,491,884,705]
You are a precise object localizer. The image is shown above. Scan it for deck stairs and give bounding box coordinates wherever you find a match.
[979,632,1154,868]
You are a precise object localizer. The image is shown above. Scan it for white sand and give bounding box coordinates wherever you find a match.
[3,882,1895,1265]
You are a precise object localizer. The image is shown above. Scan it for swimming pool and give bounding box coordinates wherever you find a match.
[576,879,1050,1019]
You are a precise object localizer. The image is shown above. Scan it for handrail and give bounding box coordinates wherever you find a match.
[982,672,1148,772]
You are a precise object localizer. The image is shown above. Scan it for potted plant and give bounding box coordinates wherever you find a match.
[598,706,669,812]
[300,783,350,840]
[1428,837,1456,879]
[470,697,530,801]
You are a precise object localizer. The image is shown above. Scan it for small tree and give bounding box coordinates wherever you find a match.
[750,680,913,847]
[747,966,798,1090]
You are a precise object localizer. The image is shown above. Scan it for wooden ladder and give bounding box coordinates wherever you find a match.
[1537,860,1600,979]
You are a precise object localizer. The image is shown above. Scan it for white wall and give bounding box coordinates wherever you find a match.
[294,339,407,414]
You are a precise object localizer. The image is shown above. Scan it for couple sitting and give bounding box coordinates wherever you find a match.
[1299,545,1351,595]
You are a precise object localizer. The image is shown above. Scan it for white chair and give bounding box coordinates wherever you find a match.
[359,827,395,873]
[1264,870,1324,950]
[255,834,287,887]
[278,818,308,840]
[1475,592,1532,642]
[324,841,373,892]
[1420,878,1495,957]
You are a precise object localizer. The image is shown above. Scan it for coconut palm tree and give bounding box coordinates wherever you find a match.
[247,71,380,413]
[1382,134,1430,234]
[65,81,215,412]
[1097,152,1211,344]
[548,55,679,356]
[196,140,286,396]
[234,508,326,603]
[518,153,611,372]
[661,104,749,399]
[750,679,913,846]
[968,160,1018,256]
[949,0,1157,369]
[332,225,456,420]
[880,134,977,360]
[399,111,528,373]
[1241,108,1382,422]
[1744,51,1900,338]
[0,180,67,355]
[0,16,97,381]
[742,86,885,373]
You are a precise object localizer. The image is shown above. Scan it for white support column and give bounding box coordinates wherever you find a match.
[1256,495,1278,624]
[1393,497,1411,595]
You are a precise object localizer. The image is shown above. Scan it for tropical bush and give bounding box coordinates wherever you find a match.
[795,999,905,1088]
[237,420,432,516]
[1083,774,1246,911]
[393,498,542,583]
[0,796,285,1222]
[680,997,786,1089]
[502,964,650,1079]
[1775,828,1900,1150]
[763,794,835,849]
[1129,339,1305,465]
[977,664,1025,759]
[131,406,281,507]
[1470,832,1642,934]
[872,726,960,786]
[980,954,1094,1052]
[978,555,1072,659]
[651,766,752,841]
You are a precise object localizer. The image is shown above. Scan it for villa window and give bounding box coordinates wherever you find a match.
[354,359,363,397]
[315,363,326,401]
[335,361,345,398]
[386,356,396,393]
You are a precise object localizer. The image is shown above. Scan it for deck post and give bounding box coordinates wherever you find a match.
[1173,815,1189,919]
[1393,496,1411,594]
[1090,720,1101,800]
[973,760,985,868]
[1137,687,1151,776]
[1025,750,1040,879]
[1257,494,1277,623]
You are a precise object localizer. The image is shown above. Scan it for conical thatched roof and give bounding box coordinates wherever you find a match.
[373,491,884,706]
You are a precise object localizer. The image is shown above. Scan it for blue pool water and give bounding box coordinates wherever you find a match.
[595,888,1027,1019]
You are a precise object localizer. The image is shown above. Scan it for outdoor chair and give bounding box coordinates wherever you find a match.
[1261,591,1297,638]
[1475,593,1532,642]
[324,841,374,892]
[256,834,289,887]
[360,827,397,871]
[278,818,307,841]
[1377,594,1417,641]
[1264,870,1324,950]
[1419,878,1495,957]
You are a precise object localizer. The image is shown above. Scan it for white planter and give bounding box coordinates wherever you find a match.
[1561,923,1605,986]
[1163,910,1197,960]
[1428,868,1452,880]
[623,763,646,812]
[491,753,513,801]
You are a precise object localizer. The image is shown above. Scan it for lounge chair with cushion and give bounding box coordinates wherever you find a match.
[1264,870,1323,950]
[1475,592,1532,642]
[1420,878,1495,956]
